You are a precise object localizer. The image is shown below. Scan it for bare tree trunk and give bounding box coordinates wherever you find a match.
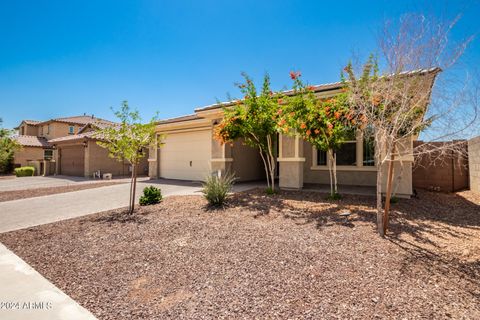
[383,142,396,234]
[258,149,270,189]
[376,163,384,237]
[128,164,134,213]
[129,164,137,214]
[328,150,334,196]
[333,152,338,195]
[266,135,276,191]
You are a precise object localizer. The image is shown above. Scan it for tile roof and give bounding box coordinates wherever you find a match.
[22,120,41,125]
[38,115,115,126]
[48,132,94,143]
[156,114,201,125]
[14,135,51,148]
[194,67,442,113]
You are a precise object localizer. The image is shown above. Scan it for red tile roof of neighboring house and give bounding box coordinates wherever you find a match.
[48,132,94,143]
[14,135,51,148]
[22,120,41,125]
[39,115,115,126]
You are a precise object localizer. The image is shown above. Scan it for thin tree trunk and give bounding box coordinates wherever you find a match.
[131,163,138,214]
[376,163,384,237]
[328,150,334,196]
[333,152,338,195]
[383,142,396,234]
[266,135,276,191]
[258,149,270,189]
[128,164,134,213]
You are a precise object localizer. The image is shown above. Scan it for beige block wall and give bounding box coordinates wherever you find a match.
[14,147,44,168]
[469,136,480,192]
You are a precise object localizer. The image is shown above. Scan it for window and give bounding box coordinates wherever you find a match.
[46,125,50,134]
[363,136,375,166]
[69,126,74,134]
[316,149,327,166]
[21,127,24,135]
[334,130,357,166]
[44,149,53,160]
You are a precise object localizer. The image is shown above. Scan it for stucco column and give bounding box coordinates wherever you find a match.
[278,133,305,189]
[148,134,160,179]
[210,120,233,176]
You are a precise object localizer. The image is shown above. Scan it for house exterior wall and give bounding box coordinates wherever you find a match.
[279,133,414,197]
[469,136,480,192]
[41,122,81,140]
[19,124,39,136]
[85,141,130,177]
[303,140,377,186]
[231,138,265,182]
[13,146,44,168]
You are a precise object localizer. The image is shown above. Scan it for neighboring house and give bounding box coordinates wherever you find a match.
[13,115,144,177]
[148,69,440,198]
[49,123,149,177]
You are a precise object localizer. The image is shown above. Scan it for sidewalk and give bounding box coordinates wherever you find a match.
[0,243,96,320]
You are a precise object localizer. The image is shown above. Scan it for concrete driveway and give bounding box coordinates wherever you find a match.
[0,175,134,192]
[0,179,263,233]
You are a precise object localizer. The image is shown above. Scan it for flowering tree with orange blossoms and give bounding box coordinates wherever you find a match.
[214,73,280,192]
[276,72,357,198]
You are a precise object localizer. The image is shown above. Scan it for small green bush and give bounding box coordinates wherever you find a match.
[326,192,342,200]
[202,172,236,207]
[139,186,162,206]
[265,187,276,195]
[14,166,35,177]
[390,196,399,204]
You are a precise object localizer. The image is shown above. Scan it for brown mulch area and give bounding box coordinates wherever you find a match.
[0,182,125,202]
[0,189,479,319]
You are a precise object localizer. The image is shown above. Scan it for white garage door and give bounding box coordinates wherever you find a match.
[160,129,212,181]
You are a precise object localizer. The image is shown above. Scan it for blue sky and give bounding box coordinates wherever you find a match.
[1,0,479,129]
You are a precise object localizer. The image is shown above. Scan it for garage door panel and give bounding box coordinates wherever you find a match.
[160,130,211,181]
[60,146,85,176]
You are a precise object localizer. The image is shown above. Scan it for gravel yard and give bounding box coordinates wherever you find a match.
[0,181,125,202]
[0,189,479,319]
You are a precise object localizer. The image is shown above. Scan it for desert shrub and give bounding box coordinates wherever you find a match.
[326,192,342,200]
[139,186,162,206]
[265,187,276,195]
[202,172,236,207]
[14,166,35,177]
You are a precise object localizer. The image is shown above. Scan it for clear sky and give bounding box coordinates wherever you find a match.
[1,0,479,129]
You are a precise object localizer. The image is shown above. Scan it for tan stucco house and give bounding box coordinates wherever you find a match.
[49,123,149,177]
[148,69,439,198]
[13,115,145,177]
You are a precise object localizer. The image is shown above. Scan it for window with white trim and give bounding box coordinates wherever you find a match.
[68,126,74,134]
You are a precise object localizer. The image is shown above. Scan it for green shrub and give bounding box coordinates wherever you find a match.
[265,187,276,195]
[139,186,162,206]
[14,166,35,177]
[390,196,399,204]
[326,192,342,200]
[202,172,236,207]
